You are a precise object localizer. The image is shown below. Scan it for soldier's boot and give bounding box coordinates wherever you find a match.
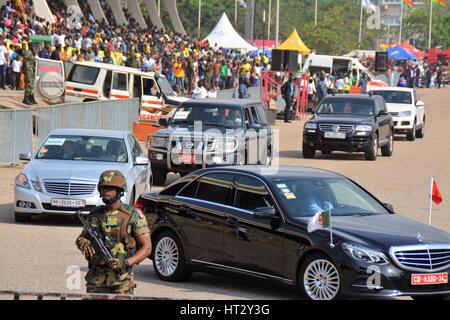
[23,95,32,105]
[30,95,38,104]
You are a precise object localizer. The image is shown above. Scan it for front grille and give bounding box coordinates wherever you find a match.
[390,112,399,116]
[42,204,97,212]
[390,245,450,272]
[319,124,354,132]
[44,180,97,196]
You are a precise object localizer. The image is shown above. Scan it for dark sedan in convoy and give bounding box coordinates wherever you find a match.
[135,166,450,300]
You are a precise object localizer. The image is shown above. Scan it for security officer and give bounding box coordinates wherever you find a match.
[76,170,151,294]
[23,42,37,105]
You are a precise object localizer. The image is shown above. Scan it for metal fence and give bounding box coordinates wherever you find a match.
[35,98,140,147]
[0,110,33,166]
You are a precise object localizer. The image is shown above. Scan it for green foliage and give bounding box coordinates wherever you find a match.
[403,5,450,49]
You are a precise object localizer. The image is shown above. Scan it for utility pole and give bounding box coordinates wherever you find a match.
[268,0,272,40]
[198,0,202,39]
[245,0,255,42]
[275,0,279,46]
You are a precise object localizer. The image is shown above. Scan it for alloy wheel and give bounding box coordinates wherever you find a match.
[155,237,179,277]
[303,259,340,300]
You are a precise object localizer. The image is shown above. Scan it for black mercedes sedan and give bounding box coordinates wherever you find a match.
[135,166,450,300]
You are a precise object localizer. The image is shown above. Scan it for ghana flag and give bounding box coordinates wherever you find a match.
[433,0,447,6]
[404,0,414,8]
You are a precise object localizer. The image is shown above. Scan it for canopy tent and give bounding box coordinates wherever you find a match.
[399,42,426,59]
[205,13,256,52]
[277,29,310,55]
[388,45,417,60]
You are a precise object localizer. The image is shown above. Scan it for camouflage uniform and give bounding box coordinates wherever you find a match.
[76,170,150,294]
[23,47,36,100]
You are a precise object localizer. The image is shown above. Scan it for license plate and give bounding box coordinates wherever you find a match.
[178,153,195,164]
[51,199,86,208]
[324,131,346,139]
[411,273,448,285]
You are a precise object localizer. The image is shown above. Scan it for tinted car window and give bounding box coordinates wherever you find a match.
[250,106,261,124]
[161,178,194,196]
[256,105,268,125]
[68,65,99,85]
[371,91,412,104]
[234,175,275,211]
[317,98,375,116]
[196,173,234,205]
[178,180,199,198]
[113,72,128,91]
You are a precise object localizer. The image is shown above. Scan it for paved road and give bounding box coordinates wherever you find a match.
[0,88,448,299]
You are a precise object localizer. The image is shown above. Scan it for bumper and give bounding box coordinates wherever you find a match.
[14,186,102,216]
[303,131,373,153]
[149,148,241,174]
[338,257,450,298]
[392,116,415,133]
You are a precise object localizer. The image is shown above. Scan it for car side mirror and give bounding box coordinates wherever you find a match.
[134,155,149,165]
[379,110,389,116]
[384,203,394,213]
[19,153,31,161]
[253,207,277,220]
[159,117,169,127]
[250,123,263,130]
[416,100,424,108]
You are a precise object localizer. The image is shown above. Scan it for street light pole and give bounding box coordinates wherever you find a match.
[268,0,272,41]
[275,0,279,46]
[198,0,202,39]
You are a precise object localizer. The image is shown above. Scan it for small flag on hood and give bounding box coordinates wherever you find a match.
[307,210,331,233]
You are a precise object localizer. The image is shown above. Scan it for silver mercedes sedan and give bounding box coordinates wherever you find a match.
[14,128,152,222]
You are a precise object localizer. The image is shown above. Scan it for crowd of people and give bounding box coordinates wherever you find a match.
[0,0,269,97]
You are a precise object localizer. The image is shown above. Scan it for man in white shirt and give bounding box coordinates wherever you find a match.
[192,81,207,99]
[0,41,9,89]
[11,56,22,90]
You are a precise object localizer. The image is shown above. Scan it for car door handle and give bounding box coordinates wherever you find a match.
[179,206,193,215]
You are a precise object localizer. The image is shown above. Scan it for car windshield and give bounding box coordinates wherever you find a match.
[171,104,243,128]
[273,178,390,218]
[371,91,412,104]
[317,99,375,116]
[157,77,176,97]
[36,135,128,163]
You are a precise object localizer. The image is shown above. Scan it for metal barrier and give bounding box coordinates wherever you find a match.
[0,110,33,166]
[35,99,140,148]
[0,290,169,300]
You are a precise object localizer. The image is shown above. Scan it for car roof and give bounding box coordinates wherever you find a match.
[48,128,130,139]
[323,94,379,100]
[370,87,414,92]
[181,99,259,108]
[72,61,162,78]
[191,165,344,182]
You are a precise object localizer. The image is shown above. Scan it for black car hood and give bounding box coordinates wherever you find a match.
[313,114,373,124]
[293,214,450,250]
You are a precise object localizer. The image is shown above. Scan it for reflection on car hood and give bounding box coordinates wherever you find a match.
[25,159,129,182]
[293,214,450,249]
[385,103,414,112]
[314,114,374,124]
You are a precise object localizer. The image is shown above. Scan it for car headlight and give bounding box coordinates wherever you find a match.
[16,174,31,189]
[342,243,389,265]
[398,111,412,117]
[150,137,167,148]
[305,122,317,130]
[31,180,43,192]
[211,138,237,153]
[355,125,373,131]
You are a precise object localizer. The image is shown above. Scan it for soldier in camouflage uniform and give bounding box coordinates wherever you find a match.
[23,42,37,105]
[76,170,151,294]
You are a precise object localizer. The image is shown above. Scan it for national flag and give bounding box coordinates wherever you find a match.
[432,0,447,6]
[307,210,331,233]
[432,179,443,205]
[362,0,377,13]
[404,0,414,8]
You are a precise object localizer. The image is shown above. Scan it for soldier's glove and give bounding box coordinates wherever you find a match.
[108,259,130,272]
[76,238,96,260]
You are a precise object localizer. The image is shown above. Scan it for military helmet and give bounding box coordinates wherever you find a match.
[97,170,127,192]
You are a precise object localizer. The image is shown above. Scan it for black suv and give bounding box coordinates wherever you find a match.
[147,99,273,185]
[303,94,394,161]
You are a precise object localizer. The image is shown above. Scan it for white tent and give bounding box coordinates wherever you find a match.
[205,13,256,52]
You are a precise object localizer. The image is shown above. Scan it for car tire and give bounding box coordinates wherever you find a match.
[152,168,168,186]
[128,188,135,207]
[381,130,394,157]
[15,212,32,223]
[298,253,342,300]
[152,230,192,282]
[406,122,416,141]
[416,120,425,139]
[365,134,378,161]
[302,142,316,159]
